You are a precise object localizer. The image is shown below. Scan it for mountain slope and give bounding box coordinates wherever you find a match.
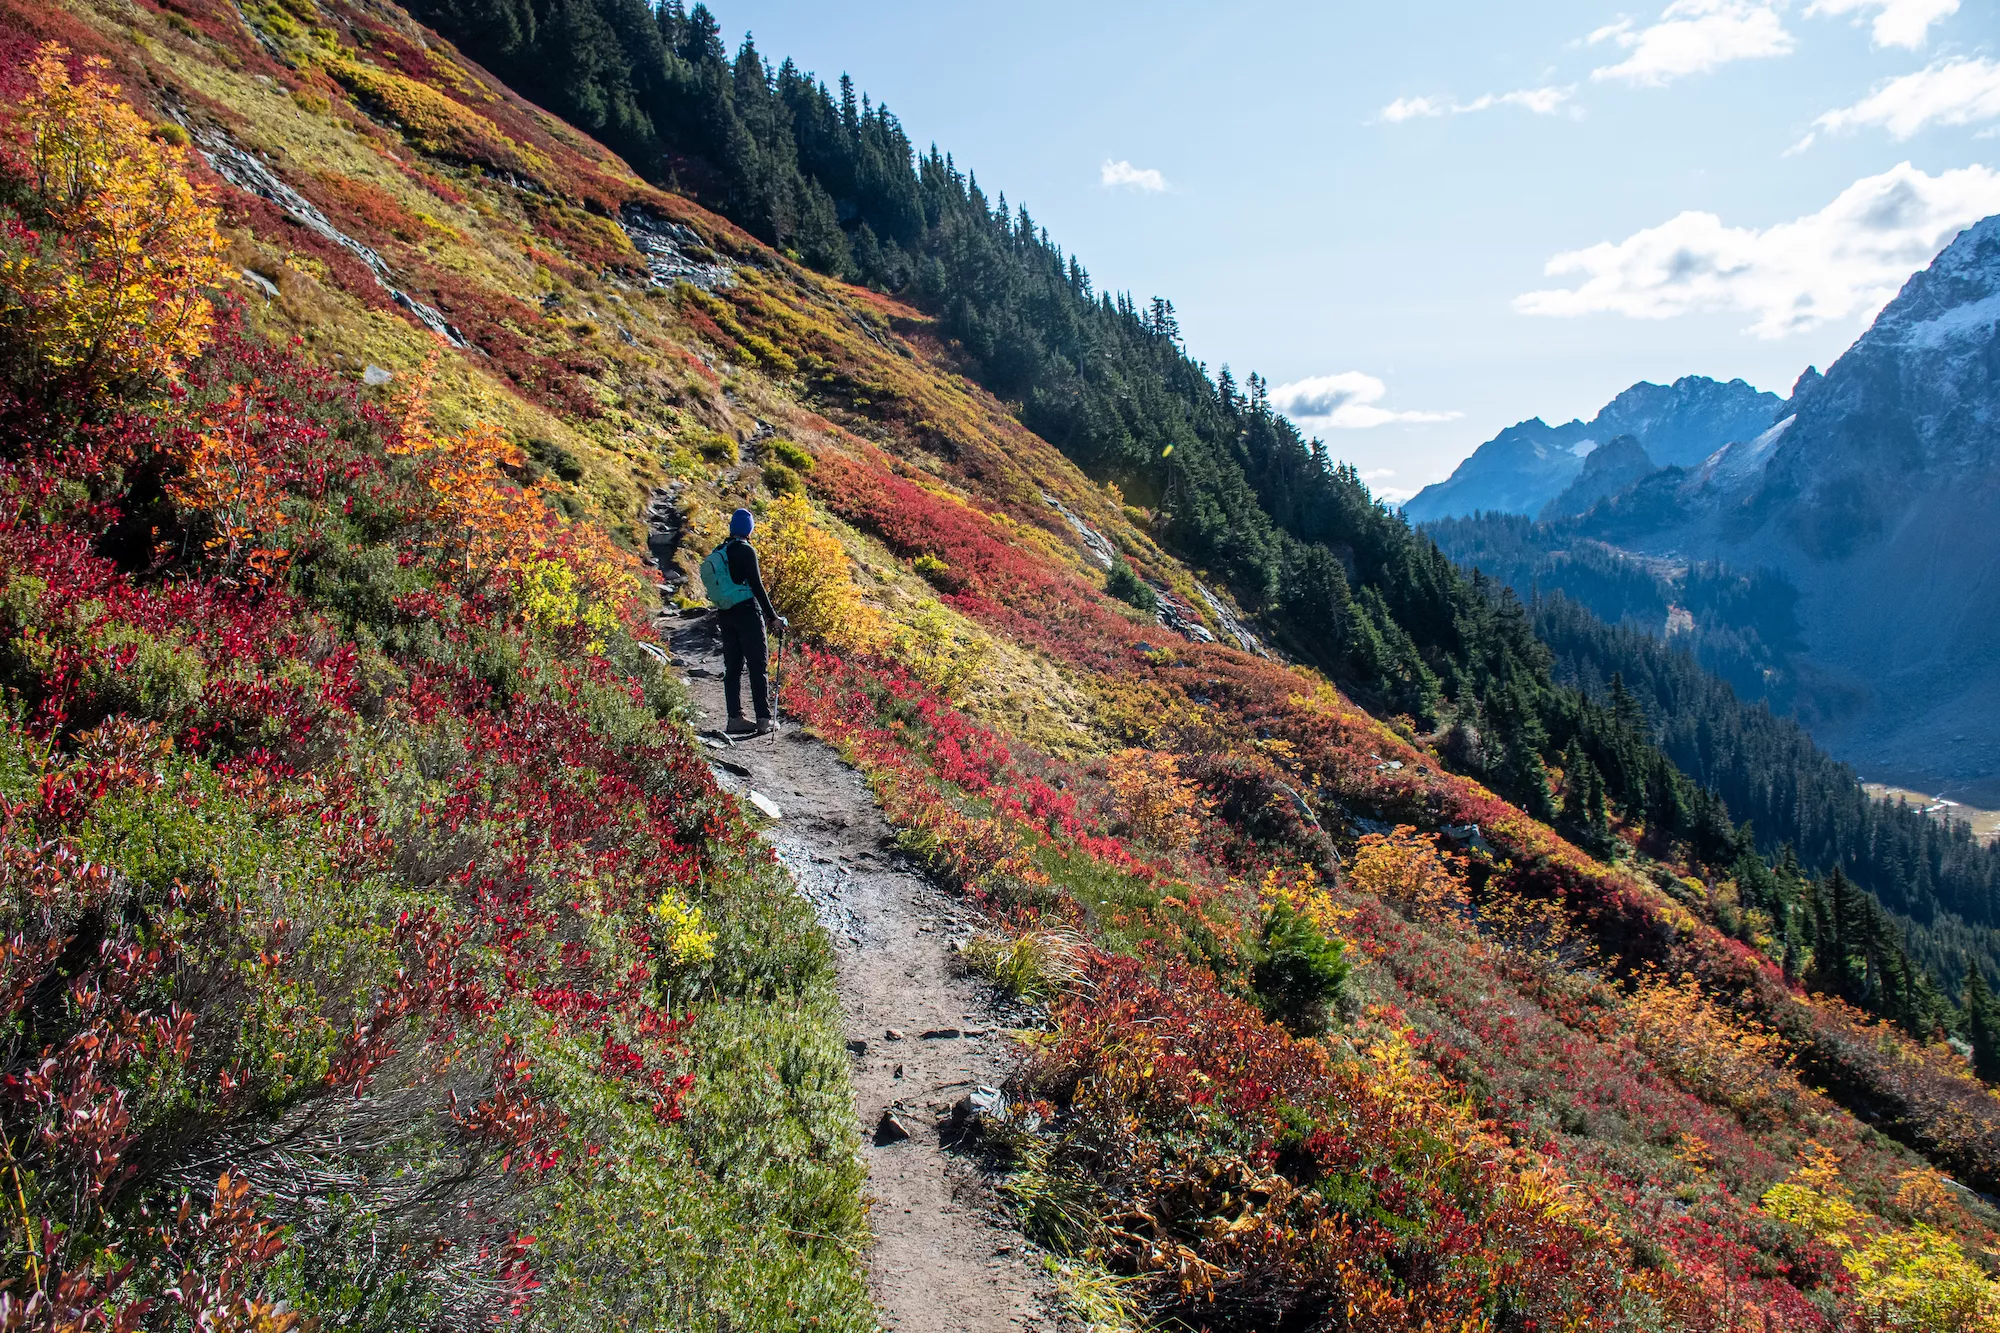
[1586,216,2000,803]
[1405,375,1784,522]
[1,2,1997,1330]
[1540,433,1656,521]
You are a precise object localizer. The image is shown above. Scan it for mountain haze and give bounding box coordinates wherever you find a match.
[1404,375,1785,522]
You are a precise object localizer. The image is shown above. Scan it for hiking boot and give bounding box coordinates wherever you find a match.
[752,718,778,736]
[724,717,758,736]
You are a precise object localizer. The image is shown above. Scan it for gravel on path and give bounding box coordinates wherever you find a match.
[666,610,1072,1333]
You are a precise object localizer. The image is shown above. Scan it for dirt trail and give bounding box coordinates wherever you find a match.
[664,612,1071,1333]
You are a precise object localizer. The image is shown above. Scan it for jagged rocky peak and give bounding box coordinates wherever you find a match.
[1752,213,2000,530]
[1404,374,1782,523]
[1590,375,1786,469]
[1869,213,2000,341]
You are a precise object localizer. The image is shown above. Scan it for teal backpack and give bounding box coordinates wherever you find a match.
[699,540,754,609]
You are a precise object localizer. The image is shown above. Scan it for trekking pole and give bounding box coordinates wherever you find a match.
[770,621,785,745]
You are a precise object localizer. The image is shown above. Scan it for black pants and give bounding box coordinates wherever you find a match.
[718,602,770,720]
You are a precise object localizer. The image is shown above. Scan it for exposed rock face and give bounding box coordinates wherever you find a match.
[1583,216,2000,799]
[1404,376,1783,522]
[1539,435,1655,522]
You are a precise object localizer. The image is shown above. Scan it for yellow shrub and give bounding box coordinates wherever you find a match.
[1347,825,1468,918]
[1105,748,1203,853]
[325,56,551,181]
[889,597,987,699]
[759,489,878,651]
[1257,863,1354,940]
[738,333,796,375]
[1764,1143,2000,1331]
[1626,967,1787,1122]
[1,44,228,395]
[648,890,716,968]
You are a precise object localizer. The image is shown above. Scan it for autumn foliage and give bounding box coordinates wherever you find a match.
[1105,746,1204,854]
[0,45,225,401]
[1,5,1995,1327]
[758,487,877,651]
[0,57,868,1330]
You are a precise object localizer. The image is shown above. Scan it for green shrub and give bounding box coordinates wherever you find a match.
[762,462,801,493]
[770,438,815,472]
[1105,562,1158,614]
[690,430,737,463]
[524,434,584,482]
[1251,902,1350,1036]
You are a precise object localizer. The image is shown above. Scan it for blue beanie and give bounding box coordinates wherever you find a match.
[729,507,754,539]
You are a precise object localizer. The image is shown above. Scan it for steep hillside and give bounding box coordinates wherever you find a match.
[2,4,1998,1333]
[1581,217,2000,805]
[1405,375,1783,523]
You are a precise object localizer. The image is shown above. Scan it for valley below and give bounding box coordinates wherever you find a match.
[1864,783,2000,843]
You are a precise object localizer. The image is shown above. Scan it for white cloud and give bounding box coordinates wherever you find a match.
[1271,373,1462,429]
[1811,57,2000,140]
[1589,1,1794,87]
[1806,0,1958,49]
[1381,96,1446,122]
[1100,159,1167,192]
[1515,161,2000,338]
[1379,87,1572,122]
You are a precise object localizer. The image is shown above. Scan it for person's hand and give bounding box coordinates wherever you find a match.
[777,616,791,631]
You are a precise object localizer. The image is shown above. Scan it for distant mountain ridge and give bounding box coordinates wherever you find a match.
[1576,214,2000,800]
[1403,375,1785,523]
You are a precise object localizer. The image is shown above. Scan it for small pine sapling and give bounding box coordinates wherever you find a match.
[1251,902,1350,1037]
[1104,561,1157,613]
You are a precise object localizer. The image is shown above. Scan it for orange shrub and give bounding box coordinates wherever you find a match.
[168,385,295,583]
[1627,967,1789,1124]
[1347,824,1467,919]
[389,353,537,572]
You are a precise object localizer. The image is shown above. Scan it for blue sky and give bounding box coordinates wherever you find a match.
[719,0,1999,501]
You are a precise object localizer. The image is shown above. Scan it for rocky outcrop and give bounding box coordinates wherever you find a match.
[1539,435,1656,521]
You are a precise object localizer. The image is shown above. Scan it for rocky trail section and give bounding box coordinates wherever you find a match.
[662,613,1072,1332]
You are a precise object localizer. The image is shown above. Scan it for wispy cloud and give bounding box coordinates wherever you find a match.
[1270,373,1461,429]
[1515,162,2000,338]
[1805,0,1957,49]
[1379,87,1574,122]
[1798,56,2000,149]
[1100,159,1167,192]
[1381,96,1446,123]
[1589,1,1794,87]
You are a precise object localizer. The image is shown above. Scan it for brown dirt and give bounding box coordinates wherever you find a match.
[665,611,1073,1333]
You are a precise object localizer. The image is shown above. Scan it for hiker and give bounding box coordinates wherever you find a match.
[700,507,786,735]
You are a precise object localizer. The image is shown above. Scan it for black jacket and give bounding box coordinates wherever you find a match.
[724,539,778,623]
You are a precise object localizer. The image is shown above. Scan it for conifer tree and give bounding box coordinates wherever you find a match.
[1967,961,2000,1082]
